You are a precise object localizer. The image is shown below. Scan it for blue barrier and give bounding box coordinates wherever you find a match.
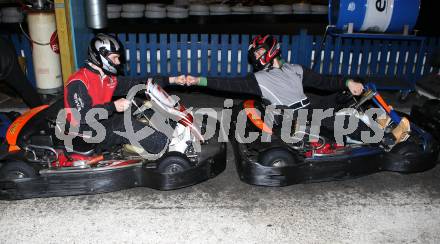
[3,31,440,92]
[104,32,439,90]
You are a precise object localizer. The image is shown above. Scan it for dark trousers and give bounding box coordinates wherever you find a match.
[307,94,372,141]
[79,113,169,154]
[0,37,43,108]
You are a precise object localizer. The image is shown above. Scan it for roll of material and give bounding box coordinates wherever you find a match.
[189,11,209,16]
[122,3,145,12]
[190,4,209,12]
[167,11,188,19]
[121,11,144,18]
[1,7,21,17]
[166,5,188,13]
[145,11,167,19]
[252,5,272,14]
[292,3,311,12]
[272,4,292,12]
[232,5,252,14]
[85,0,107,29]
[107,4,121,13]
[210,4,231,13]
[1,15,24,23]
[146,3,166,12]
[107,11,121,19]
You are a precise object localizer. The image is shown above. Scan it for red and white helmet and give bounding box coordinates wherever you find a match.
[248,35,281,72]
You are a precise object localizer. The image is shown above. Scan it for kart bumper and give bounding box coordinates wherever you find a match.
[231,138,438,187]
[0,142,226,200]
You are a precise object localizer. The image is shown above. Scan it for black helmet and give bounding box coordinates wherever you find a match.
[248,35,281,72]
[87,33,124,75]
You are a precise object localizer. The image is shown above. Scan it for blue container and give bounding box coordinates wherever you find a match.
[329,0,421,33]
[0,113,11,140]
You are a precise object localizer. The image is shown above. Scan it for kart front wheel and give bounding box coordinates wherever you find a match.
[0,161,37,180]
[157,156,191,174]
[258,148,296,167]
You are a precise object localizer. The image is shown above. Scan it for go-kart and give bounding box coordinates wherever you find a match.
[0,79,226,200]
[231,83,439,186]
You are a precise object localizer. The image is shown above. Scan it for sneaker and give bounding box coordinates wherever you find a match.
[376,114,391,129]
[392,117,411,143]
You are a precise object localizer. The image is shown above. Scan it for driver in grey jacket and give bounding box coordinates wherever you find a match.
[185,35,408,143]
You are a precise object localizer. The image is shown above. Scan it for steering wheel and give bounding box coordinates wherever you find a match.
[133,78,205,141]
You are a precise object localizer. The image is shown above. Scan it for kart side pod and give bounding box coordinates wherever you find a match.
[230,99,439,187]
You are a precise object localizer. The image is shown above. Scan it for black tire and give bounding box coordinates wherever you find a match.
[157,156,191,174]
[391,141,423,159]
[258,148,296,167]
[0,161,37,180]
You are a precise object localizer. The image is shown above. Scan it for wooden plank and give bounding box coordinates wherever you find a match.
[312,35,323,72]
[190,34,198,75]
[414,39,427,80]
[280,35,289,61]
[210,34,219,77]
[159,34,167,76]
[180,34,188,75]
[369,40,381,76]
[170,34,178,76]
[322,36,333,75]
[139,34,147,77]
[378,40,390,76]
[55,0,75,83]
[359,39,371,77]
[386,40,399,77]
[230,34,239,77]
[350,39,362,76]
[331,36,342,75]
[341,38,352,76]
[396,41,408,77]
[200,34,209,76]
[290,35,299,64]
[117,33,127,74]
[405,41,418,81]
[302,32,313,68]
[240,35,249,76]
[148,34,158,75]
[128,33,137,77]
[220,34,229,76]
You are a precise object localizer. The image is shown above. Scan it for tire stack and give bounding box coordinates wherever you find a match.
[145,3,166,22]
[1,7,23,23]
[121,3,145,19]
[189,4,209,24]
[166,5,188,23]
[107,4,121,19]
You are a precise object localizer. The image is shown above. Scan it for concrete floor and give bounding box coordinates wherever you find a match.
[0,145,439,243]
[1,91,439,243]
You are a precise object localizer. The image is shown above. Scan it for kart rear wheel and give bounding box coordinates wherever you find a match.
[391,141,423,159]
[157,156,191,174]
[0,161,37,180]
[258,148,296,167]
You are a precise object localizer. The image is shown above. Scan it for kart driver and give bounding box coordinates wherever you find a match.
[0,37,43,108]
[185,34,410,143]
[64,33,184,154]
